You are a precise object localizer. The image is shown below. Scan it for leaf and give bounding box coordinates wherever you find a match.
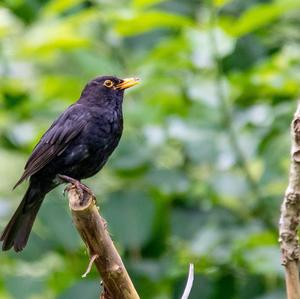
[187,28,236,68]
[220,0,300,37]
[0,150,26,191]
[58,280,101,299]
[102,190,155,249]
[255,290,286,299]
[189,226,224,256]
[173,275,214,299]
[133,0,167,8]
[210,172,248,203]
[39,191,81,251]
[42,0,84,17]
[0,8,22,38]
[213,0,233,7]
[171,208,208,240]
[115,11,193,36]
[146,169,190,195]
[4,276,45,299]
[20,20,89,56]
[243,246,283,277]
[110,136,151,172]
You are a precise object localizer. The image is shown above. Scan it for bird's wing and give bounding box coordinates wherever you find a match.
[14,104,89,189]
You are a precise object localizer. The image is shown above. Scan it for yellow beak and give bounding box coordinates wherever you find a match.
[117,77,140,90]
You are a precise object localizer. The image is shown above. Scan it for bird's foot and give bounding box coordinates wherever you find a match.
[57,174,95,202]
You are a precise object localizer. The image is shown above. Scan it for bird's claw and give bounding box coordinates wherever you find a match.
[57,174,94,203]
[77,182,95,198]
[63,184,73,196]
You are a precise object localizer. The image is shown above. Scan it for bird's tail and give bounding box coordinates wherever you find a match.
[0,185,45,252]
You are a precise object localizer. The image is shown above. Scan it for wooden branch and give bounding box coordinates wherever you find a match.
[279,101,300,299]
[66,185,140,299]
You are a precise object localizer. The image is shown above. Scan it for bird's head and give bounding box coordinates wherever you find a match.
[79,75,140,107]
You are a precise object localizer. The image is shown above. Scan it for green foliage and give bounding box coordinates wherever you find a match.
[1,0,300,298]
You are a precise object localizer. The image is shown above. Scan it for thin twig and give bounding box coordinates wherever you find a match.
[82,254,99,278]
[181,264,194,299]
[279,101,300,299]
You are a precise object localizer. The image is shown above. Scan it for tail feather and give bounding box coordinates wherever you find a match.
[0,186,44,252]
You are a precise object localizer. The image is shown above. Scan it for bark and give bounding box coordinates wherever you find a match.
[67,185,140,299]
[279,101,300,299]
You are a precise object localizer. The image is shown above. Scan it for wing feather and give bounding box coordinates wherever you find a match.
[14,104,89,189]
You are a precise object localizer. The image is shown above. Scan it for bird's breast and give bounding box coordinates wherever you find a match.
[88,110,123,152]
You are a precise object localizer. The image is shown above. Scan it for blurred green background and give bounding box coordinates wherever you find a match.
[0,0,300,298]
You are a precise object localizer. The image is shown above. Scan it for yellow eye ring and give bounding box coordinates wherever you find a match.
[104,80,114,88]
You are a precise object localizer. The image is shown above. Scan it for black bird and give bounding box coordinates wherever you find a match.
[0,75,139,252]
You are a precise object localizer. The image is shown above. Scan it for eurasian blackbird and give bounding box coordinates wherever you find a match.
[0,75,139,252]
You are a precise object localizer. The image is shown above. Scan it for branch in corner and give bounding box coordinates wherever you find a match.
[279,101,300,299]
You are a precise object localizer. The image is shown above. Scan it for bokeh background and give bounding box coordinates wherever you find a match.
[1,0,300,298]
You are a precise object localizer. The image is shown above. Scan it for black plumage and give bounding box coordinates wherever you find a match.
[1,75,139,252]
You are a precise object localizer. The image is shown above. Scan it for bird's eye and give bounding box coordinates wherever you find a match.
[104,80,114,88]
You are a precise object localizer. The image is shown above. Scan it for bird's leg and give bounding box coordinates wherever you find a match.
[57,174,95,201]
